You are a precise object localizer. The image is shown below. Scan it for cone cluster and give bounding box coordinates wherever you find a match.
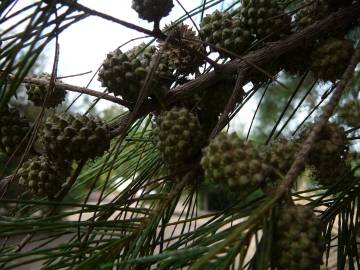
[201,133,270,197]
[152,107,204,168]
[198,79,247,134]
[0,106,30,155]
[160,23,205,76]
[25,73,66,108]
[338,99,360,128]
[296,0,353,30]
[267,138,299,183]
[39,113,110,162]
[98,43,172,104]
[131,0,174,22]
[199,10,252,56]
[299,123,349,187]
[296,0,330,30]
[274,205,324,270]
[238,0,291,41]
[16,111,111,198]
[18,156,71,198]
[310,38,354,82]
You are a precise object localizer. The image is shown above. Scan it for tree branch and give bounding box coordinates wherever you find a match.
[167,2,360,102]
[58,0,219,68]
[58,0,157,37]
[109,3,360,132]
[1,72,132,107]
[278,44,360,193]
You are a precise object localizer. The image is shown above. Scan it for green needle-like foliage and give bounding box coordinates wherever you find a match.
[1,0,360,269]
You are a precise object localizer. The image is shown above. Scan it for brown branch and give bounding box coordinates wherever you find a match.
[109,3,360,133]
[1,4,357,138]
[278,44,360,194]
[58,0,157,37]
[167,2,360,102]
[54,82,132,107]
[58,0,219,69]
[0,72,132,107]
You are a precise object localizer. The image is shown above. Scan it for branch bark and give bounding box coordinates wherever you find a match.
[2,3,359,136]
[278,44,360,193]
[0,72,132,107]
[109,3,360,132]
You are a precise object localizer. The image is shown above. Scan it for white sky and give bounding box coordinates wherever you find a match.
[7,0,255,132]
[45,1,213,86]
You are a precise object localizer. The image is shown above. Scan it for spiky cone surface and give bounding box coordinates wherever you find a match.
[199,10,253,57]
[98,43,173,105]
[25,73,66,108]
[299,122,349,187]
[198,79,242,135]
[40,113,110,161]
[199,79,237,113]
[18,155,71,198]
[337,99,360,128]
[159,23,205,76]
[265,138,299,189]
[273,205,324,270]
[296,0,356,36]
[152,107,204,169]
[310,38,354,82]
[238,0,291,41]
[132,0,173,22]
[201,133,271,197]
[0,106,30,155]
[295,0,330,30]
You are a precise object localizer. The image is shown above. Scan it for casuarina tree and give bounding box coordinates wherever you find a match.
[0,0,360,269]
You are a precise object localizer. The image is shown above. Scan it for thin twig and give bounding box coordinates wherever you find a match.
[0,72,132,107]
[279,45,360,193]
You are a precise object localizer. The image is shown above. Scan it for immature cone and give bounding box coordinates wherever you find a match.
[18,155,71,198]
[338,99,360,128]
[295,0,330,30]
[266,138,299,187]
[39,113,110,161]
[152,107,204,168]
[201,133,270,197]
[132,0,174,22]
[299,122,349,187]
[25,73,66,108]
[310,38,354,82]
[238,0,291,41]
[296,0,355,36]
[98,43,172,104]
[199,80,235,113]
[0,106,30,155]
[198,79,238,134]
[274,205,324,270]
[199,10,252,57]
[159,23,205,76]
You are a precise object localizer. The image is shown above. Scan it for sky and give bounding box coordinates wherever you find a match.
[45,1,213,86]
[7,0,253,132]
